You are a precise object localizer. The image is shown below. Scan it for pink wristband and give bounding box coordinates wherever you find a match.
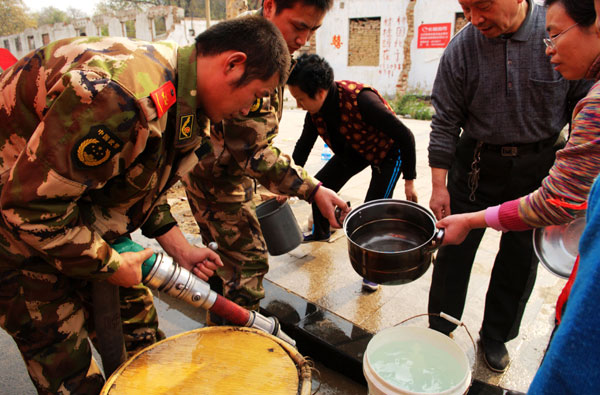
[485,205,509,232]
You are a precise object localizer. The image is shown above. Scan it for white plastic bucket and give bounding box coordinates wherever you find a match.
[363,326,471,395]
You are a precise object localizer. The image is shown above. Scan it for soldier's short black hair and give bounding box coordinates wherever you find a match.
[545,0,596,27]
[287,53,333,98]
[266,0,334,14]
[195,15,290,87]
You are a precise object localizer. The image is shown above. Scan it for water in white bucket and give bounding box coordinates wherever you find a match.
[364,326,471,395]
[369,339,465,392]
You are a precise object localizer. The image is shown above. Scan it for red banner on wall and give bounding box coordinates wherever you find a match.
[417,23,451,48]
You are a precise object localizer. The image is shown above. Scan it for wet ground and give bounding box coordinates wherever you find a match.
[258,108,565,393]
[0,107,566,393]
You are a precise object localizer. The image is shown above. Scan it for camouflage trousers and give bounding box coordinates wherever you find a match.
[187,197,269,311]
[0,261,163,394]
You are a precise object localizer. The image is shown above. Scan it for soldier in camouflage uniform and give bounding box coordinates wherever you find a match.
[183,0,343,313]
[0,16,289,394]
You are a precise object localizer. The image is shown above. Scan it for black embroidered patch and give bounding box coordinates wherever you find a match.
[72,125,123,168]
[246,98,263,117]
[179,114,194,140]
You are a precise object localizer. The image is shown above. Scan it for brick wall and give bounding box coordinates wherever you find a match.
[296,33,316,57]
[396,0,416,95]
[226,0,248,19]
[348,17,381,66]
[454,13,468,34]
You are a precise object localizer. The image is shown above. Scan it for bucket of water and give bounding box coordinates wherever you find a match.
[101,326,312,395]
[363,313,474,395]
[256,198,303,255]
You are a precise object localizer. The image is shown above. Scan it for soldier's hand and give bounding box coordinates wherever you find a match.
[178,246,223,281]
[260,193,288,203]
[154,227,224,281]
[313,186,350,229]
[108,249,153,288]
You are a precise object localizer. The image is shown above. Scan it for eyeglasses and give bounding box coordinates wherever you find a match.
[543,23,578,50]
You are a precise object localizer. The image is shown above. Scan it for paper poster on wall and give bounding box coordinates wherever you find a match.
[417,23,451,48]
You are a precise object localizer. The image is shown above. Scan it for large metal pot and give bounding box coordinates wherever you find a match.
[343,199,444,285]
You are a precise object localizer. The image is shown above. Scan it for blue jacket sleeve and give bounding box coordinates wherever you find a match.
[528,176,600,394]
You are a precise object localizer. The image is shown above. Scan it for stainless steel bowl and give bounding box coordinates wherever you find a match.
[533,216,585,279]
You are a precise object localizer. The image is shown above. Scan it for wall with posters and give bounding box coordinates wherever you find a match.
[315,0,464,97]
[408,0,465,96]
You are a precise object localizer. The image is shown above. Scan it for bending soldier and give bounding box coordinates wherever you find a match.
[0,16,289,394]
[182,0,345,315]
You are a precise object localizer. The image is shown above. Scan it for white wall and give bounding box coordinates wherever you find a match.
[136,15,152,41]
[316,0,463,96]
[2,23,77,58]
[166,19,213,46]
[316,0,409,97]
[0,7,191,60]
[409,0,464,93]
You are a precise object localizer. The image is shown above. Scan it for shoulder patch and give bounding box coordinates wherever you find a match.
[179,114,194,140]
[247,98,263,117]
[150,81,176,119]
[72,125,123,168]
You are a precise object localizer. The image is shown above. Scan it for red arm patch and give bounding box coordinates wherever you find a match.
[150,81,176,118]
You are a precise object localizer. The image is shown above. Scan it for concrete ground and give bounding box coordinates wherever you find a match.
[0,106,566,393]
[266,107,566,393]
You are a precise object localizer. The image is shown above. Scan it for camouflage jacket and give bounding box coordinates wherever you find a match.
[0,37,208,279]
[185,84,318,203]
[183,9,319,204]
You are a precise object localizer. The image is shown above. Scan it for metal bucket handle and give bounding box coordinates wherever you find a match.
[394,312,478,383]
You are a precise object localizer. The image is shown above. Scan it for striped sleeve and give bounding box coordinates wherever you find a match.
[509,81,600,229]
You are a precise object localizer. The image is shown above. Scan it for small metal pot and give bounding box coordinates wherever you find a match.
[533,216,585,279]
[343,199,444,285]
[256,198,303,256]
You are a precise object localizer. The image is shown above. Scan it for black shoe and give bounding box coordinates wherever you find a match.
[302,231,331,243]
[480,335,510,373]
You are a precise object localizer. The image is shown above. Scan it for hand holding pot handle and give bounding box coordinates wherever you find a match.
[425,228,445,252]
[435,211,486,246]
[433,228,445,247]
[335,201,351,228]
[313,186,350,229]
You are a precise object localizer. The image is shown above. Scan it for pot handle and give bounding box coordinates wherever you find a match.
[426,228,445,251]
[334,201,351,228]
